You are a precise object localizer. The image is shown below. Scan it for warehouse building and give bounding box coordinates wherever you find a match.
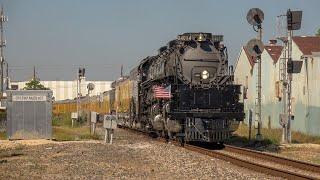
[10,78,112,101]
[234,36,320,136]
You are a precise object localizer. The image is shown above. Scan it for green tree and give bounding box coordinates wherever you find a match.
[23,79,49,90]
[316,28,320,36]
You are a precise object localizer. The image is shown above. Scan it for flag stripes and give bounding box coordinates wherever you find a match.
[153,85,171,99]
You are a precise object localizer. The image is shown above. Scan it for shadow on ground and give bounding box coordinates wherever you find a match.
[225,135,280,152]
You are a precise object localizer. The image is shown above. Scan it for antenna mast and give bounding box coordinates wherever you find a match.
[120,65,123,77]
[33,66,36,80]
[0,5,8,97]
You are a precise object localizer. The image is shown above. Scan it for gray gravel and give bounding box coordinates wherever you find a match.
[220,149,320,179]
[0,128,280,179]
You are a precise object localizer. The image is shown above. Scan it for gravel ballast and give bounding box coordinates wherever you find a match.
[0,128,280,179]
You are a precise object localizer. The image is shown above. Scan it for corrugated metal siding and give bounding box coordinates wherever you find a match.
[236,41,320,136]
[6,90,53,139]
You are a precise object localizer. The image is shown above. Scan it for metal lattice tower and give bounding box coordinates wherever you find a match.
[287,30,293,143]
[276,14,289,143]
[280,40,288,142]
[255,27,263,141]
[0,5,8,97]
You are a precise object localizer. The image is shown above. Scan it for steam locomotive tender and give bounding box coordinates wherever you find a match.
[124,32,244,143]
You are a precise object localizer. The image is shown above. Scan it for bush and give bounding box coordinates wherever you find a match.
[52,112,87,127]
[52,113,72,127]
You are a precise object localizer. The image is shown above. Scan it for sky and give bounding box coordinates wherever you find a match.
[2,0,320,81]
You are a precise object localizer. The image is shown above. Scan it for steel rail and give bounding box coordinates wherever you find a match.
[120,126,318,179]
[184,144,317,180]
[224,144,320,173]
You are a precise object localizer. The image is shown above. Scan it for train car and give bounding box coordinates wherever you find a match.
[103,89,116,114]
[53,99,77,115]
[53,89,116,118]
[112,77,132,126]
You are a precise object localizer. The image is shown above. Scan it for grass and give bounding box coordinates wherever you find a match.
[52,113,101,141]
[53,126,100,141]
[0,131,6,140]
[52,113,74,127]
[230,123,320,145]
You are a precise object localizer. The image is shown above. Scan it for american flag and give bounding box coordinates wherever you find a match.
[153,85,171,99]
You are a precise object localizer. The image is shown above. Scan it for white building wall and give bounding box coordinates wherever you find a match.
[260,48,282,129]
[10,79,112,101]
[235,38,320,136]
[234,47,254,108]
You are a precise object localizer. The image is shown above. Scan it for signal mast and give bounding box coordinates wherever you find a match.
[246,8,265,141]
[277,10,302,143]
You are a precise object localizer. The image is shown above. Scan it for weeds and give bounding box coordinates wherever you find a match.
[232,123,320,145]
[0,131,6,140]
[53,113,87,127]
[52,113,101,141]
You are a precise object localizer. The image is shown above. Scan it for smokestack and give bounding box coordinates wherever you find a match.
[269,39,277,45]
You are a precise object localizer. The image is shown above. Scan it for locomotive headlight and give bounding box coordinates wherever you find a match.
[201,70,209,79]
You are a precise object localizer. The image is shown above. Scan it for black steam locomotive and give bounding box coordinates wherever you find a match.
[120,32,244,143]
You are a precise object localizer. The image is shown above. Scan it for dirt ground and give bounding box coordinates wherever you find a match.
[278,143,320,164]
[0,128,279,180]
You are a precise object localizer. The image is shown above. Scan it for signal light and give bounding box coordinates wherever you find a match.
[78,68,85,78]
[287,60,303,73]
[287,9,302,30]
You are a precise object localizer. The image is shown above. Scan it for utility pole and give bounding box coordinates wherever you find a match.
[0,5,8,98]
[120,65,123,78]
[76,68,85,127]
[33,66,36,80]
[75,75,78,128]
[5,61,8,89]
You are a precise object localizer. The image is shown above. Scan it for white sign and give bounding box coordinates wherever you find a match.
[12,95,47,102]
[103,115,117,129]
[91,112,98,123]
[71,112,78,119]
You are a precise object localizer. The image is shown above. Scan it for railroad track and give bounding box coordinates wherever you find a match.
[185,144,320,180]
[224,145,320,174]
[120,126,320,179]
